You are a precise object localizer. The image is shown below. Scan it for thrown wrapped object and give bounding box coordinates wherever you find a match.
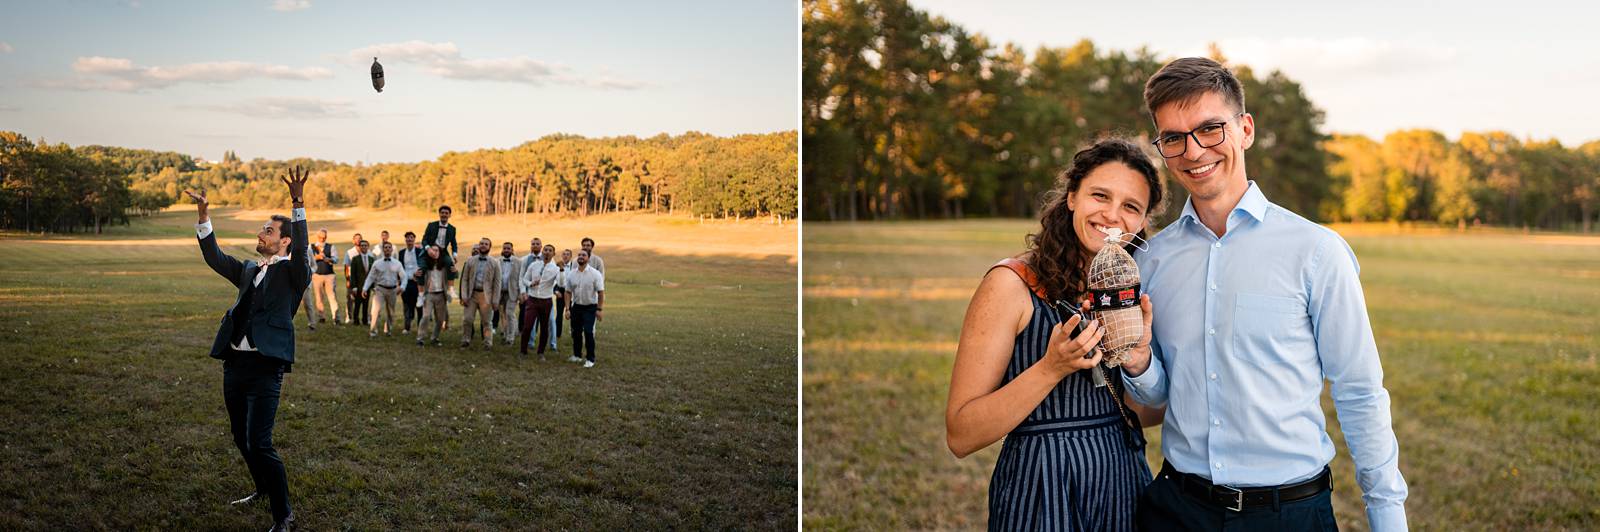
[1087,227,1142,366]
[371,57,385,93]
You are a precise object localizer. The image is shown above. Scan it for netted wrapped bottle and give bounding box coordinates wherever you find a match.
[1087,228,1142,366]
[371,57,385,93]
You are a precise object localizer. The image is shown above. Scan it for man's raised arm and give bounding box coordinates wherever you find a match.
[284,167,310,292]
[186,189,244,287]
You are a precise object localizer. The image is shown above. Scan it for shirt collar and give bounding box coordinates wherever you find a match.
[1178,180,1269,226]
[258,253,290,269]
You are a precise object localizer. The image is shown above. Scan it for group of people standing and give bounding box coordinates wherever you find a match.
[298,205,608,367]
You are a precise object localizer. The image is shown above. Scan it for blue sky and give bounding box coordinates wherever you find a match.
[910,0,1600,147]
[0,0,798,163]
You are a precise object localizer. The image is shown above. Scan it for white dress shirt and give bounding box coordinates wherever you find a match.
[397,245,422,290]
[565,265,604,306]
[363,255,406,291]
[521,260,559,299]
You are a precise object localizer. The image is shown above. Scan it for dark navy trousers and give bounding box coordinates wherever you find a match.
[223,354,292,522]
[1135,467,1337,531]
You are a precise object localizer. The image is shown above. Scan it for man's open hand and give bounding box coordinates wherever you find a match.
[183,189,209,223]
[282,166,309,202]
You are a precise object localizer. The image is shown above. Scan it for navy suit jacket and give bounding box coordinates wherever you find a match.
[198,213,310,365]
[422,221,458,257]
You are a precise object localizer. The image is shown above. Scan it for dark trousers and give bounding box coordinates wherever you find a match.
[402,281,419,329]
[570,303,597,362]
[552,289,565,341]
[222,354,292,522]
[519,297,553,355]
[1136,464,1337,532]
[347,287,369,324]
[516,296,527,345]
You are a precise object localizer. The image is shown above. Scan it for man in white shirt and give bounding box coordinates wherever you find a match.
[363,242,406,337]
[518,236,544,349]
[397,231,423,333]
[565,249,605,368]
[519,244,560,360]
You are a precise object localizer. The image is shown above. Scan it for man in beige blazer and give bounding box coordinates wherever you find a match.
[456,238,501,349]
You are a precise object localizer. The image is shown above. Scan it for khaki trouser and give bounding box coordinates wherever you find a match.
[369,285,399,334]
[461,291,493,346]
[417,291,450,342]
[311,273,339,321]
[496,291,518,343]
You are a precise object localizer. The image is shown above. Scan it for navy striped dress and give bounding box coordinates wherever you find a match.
[988,291,1152,532]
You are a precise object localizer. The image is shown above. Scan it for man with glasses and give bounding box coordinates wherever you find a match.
[1120,57,1407,531]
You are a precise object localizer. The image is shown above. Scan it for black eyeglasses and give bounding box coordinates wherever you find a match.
[1152,112,1244,158]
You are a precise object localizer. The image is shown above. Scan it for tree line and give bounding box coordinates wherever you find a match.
[0,130,797,233]
[802,0,1599,232]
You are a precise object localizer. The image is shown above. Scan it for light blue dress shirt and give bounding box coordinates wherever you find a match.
[1124,182,1407,530]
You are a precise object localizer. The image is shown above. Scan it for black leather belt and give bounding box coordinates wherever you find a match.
[1161,461,1331,512]
[377,284,397,289]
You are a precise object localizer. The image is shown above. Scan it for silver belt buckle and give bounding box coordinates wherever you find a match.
[1219,484,1244,512]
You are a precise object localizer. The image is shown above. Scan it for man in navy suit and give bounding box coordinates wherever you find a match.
[184,167,310,532]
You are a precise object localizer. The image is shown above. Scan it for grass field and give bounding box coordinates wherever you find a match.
[802,220,1600,530]
[0,207,797,529]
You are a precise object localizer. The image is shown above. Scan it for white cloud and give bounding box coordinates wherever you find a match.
[0,42,13,54]
[1196,37,1458,84]
[345,40,647,89]
[271,0,310,12]
[188,97,357,120]
[47,56,332,91]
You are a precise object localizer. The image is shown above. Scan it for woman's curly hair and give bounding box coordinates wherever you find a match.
[1024,138,1167,302]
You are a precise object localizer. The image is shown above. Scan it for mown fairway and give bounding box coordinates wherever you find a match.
[802,220,1599,530]
[0,207,797,529]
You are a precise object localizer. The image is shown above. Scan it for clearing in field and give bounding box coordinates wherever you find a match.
[0,207,798,529]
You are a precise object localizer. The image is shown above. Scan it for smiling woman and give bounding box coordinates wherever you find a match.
[943,138,1167,531]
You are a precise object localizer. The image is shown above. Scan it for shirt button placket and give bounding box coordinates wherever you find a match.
[1205,237,1222,481]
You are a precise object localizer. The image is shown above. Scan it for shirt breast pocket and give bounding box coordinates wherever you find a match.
[1230,293,1312,367]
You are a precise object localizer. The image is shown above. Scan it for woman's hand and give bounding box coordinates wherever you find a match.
[1041,311,1103,379]
[1121,295,1155,376]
